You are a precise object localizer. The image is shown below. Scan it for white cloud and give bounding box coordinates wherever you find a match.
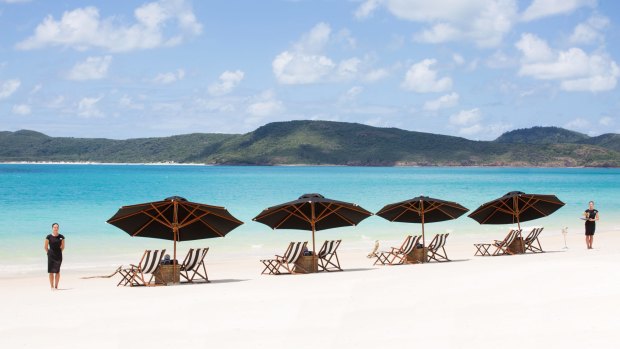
[152,69,185,84]
[452,54,465,66]
[77,96,104,118]
[514,33,553,62]
[486,50,517,69]
[66,56,112,80]
[119,95,144,110]
[521,0,596,22]
[47,95,65,109]
[273,51,335,84]
[599,116,613,126]
[339,86,364,103]
[12,104,31,115]
[273,23,334,84]
[355,0,518,47]
[294,22,331,54]
[0,79,21,98]
[30,84,43,94]
[424,92,459,111]
[565,118,589,130]
[16,0,202,52]
[246,90,284,117]
[516,33,619,92]
[363,68,389,82]
[1,0,30,3]
[337,58,361,80]
[208,70,245,96]
[450,108,481,126]
[569,14,609,45]
[448,108,511,138]
[401,59,452,93]
[354,0,383,19]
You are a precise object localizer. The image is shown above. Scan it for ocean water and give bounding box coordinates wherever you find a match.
[1,164,618,273]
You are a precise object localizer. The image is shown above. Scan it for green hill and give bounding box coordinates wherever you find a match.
[494,126,589,144]
[578,133,620,152]
[1,121,619,167]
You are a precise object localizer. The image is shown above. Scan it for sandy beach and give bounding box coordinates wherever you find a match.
[2,229,618,349]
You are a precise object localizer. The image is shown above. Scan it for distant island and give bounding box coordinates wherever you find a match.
[1,121,619,167]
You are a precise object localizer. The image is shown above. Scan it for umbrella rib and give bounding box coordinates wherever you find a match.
[107,201,169,223]
[518,197,548,218]
[314,203,356,226]
[272,204,312,229]
[197,219,226,238]
[192,206,244,224]
[130,204,174,237]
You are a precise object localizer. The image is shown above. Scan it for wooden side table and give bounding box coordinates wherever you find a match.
[507,238,525,254]
[294,255,318,273]
[154,264,180,285]
[407,247,428,263]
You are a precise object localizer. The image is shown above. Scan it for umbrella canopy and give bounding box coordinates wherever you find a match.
[107,196,243,270]
[376,196,469,247]
[253,193,372,258]
[468,191,565,228]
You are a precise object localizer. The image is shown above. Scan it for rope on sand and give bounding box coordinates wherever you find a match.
[81,266,123,279]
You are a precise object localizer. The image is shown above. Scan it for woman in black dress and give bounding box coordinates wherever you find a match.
[44,223,65,289]
[584,201,599,249]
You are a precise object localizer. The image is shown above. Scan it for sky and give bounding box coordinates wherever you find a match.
[0,0,619,140]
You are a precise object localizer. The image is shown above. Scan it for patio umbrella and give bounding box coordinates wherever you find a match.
[107,196,243,274]
[376,196,469,247]
[468,191,565,230]
[253,193,372,270]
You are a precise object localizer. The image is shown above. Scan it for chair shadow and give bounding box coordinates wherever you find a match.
[336,267,376,273]
[208,278,250,284]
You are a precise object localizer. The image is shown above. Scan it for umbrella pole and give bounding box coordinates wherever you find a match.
[421,201,426,263]
[173,200,178,284]
[311,203,317,273]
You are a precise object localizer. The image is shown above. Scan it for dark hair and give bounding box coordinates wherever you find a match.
[589,201,594,205]
[52,223,59,228]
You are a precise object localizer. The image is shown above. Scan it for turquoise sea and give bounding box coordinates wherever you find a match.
[1,164,618,273]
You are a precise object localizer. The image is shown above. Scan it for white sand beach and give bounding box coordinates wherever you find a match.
[2,230,619,349]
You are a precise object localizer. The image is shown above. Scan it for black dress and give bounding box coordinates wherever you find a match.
[584,209,598,236]
[46,234,65,273]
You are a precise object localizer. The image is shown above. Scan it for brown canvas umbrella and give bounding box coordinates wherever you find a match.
[107,196,243,278]
[376,196,469,247]
[468,191,565,235]
[253,193,372,271]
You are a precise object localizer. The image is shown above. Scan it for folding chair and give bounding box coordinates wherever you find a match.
[318,240,342,272]
[180,248,210,283]
[374,235,421,265]
[427,233,450,262]
[117,249,166,286]
[523,227,544,253]
[260,241,307,275]
[474,229,521,256]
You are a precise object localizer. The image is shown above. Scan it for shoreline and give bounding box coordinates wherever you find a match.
[0,161,608,169]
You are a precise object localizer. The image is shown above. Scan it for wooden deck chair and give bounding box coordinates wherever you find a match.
[260,241,308,275]
[180,248,210,283]
[474,229,521,256]
[427,233,450,262]
[117,249,166,286]
[523,227,544,253]
[318,240,342,272]
[374,235,421,265]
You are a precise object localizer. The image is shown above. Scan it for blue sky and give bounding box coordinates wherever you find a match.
[0,0,619,140]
